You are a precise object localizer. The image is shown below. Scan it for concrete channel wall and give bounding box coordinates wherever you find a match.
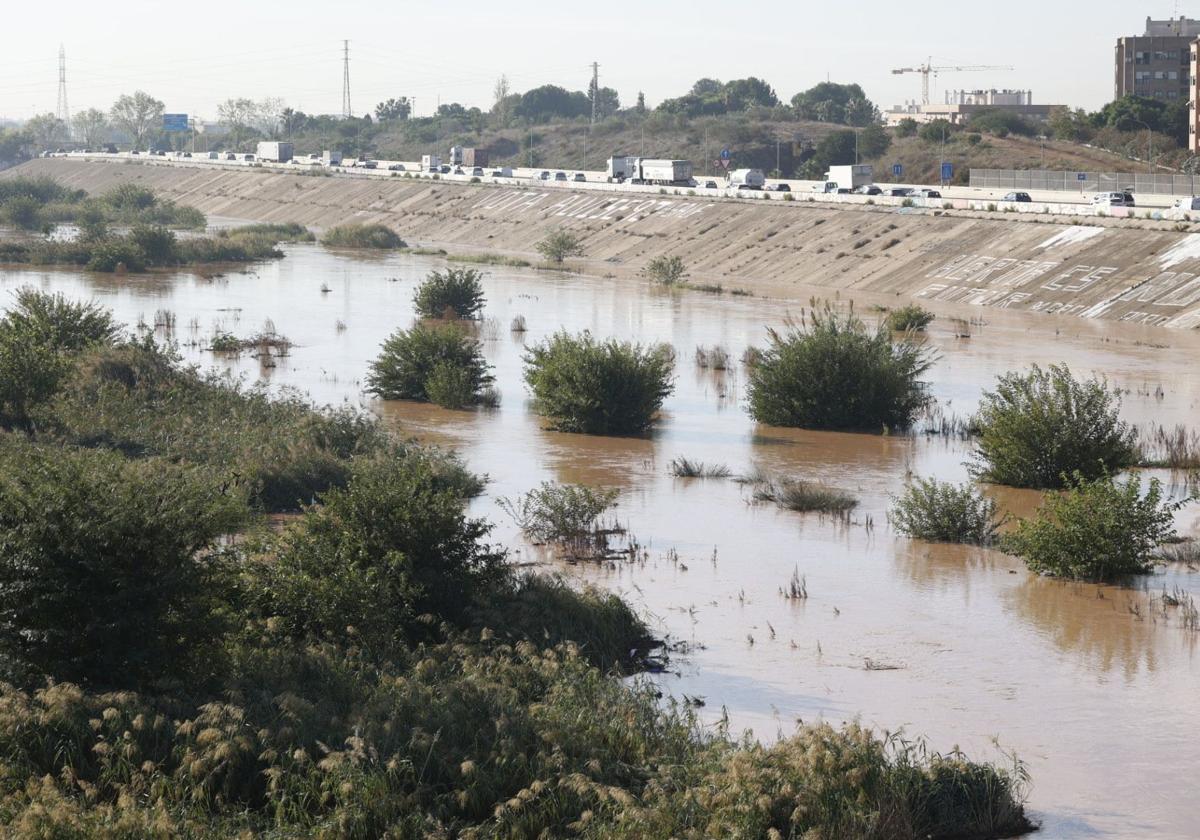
[8,157,1200,330]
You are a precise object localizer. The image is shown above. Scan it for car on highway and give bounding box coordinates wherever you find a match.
[439,165,450,174]
[243,154,256,162]
[225,152,237,160]
[554,171,568,181]
[1091,191,1134,207]
[387,163,405,171]
[359,160,376,169]
[1002,192,1032,202]
[453,166,465,175]
[853,185,883,195]
[471,167,484,177]
[887,187,914,197]
[765,183,792,192]
[572,172,586,182]
[916,188,941,199]
[1169,196,1200,216]
[208,152,219,159]
[535,170,550,180]
[702,180,718,189]
[491,168,514,178]
[103,144,118,154]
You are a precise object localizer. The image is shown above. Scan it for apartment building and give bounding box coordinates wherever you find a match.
[1114,16,1198,103]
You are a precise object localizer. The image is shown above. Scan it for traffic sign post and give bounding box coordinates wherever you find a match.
[720,148,731,160]
[892,163,903,179]
[1077,172,1087,194]
[162,113,188,133]
[940,162,953,185]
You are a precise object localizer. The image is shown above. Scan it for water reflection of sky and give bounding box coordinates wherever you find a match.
[2,242,1199,839]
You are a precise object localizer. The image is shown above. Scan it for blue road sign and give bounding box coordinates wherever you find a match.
[892,163,903,178]
[720,148,731,160]
[940,162,953,182]
[162,113,189,132]
[1077,172,1087,181]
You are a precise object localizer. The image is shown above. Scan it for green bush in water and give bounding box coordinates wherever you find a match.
[890,478,1001,545]
[746,301,934,431]
[523,330,675,435]
[367,322,493,407]
[971,363,1135,489]
[321,222,406,249]
[413,268,486,320]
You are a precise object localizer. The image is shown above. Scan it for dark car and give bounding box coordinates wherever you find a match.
[887,187,914,197]
[917,188,941,199]
[1003,191,1032,202]
[766,183,792,192]
[854,185,883,196]
[703,180,718,189]
[387,163,405,171]
[103,144,118,154]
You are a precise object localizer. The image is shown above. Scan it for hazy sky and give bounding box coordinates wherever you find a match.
[0,0,1189,122]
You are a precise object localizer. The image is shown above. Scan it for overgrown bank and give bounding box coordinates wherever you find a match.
[0,290,1034,838]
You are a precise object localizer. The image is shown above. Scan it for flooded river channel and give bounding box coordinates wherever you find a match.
[3,239,1199,838]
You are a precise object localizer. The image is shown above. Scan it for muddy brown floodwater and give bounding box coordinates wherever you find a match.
[3,233,1199,838]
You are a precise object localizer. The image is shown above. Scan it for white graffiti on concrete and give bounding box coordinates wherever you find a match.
[1157,234,1200,270]
[1036,227,1106,250]
[471,189,710,223]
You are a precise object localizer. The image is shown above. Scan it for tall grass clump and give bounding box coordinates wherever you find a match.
[1136,423,1200,470]
[523,331,675,435]
[885,303,935,332]
[747,301,934,431]
[412,267,486,320]
[753,475,858,513]
[1002,472,1188,581]
[971,364,1135,489]
[320,222,406,249]
[499,482,618,545]
[367,322,493,408]
[890,478,1001,545]
[669,456,732,478]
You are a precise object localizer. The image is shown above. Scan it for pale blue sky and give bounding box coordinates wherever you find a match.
[0,0,1190,121]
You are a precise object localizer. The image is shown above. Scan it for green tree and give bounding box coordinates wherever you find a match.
[0,441,245,688]
[217,97,258,148]
[641,255,688,286]
[791,82,877,126]
[72,108,109,147]
[894,118,918,138]
[109,91,164,149]
[366,322,493,407]
[635,91,647,114]
[1047,106,1093,142]
[492,75,512,126]
[536,229,585,263]
[412,268,486,320]
[24,112,66,148]
[375,97,412,121]
[857,123,891,158]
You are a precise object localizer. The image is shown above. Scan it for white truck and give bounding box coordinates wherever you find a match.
[421,154,442,172]
[256,141,294,163]
[607,155,639,182]
[321,150,343,166]
[727,168,765,190]
[821,164,874,193]
[629,158,693,186]
[447,146,463,166]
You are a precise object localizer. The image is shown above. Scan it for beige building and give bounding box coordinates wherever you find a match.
[884,90,1053,126]
[1115,16,1197,103]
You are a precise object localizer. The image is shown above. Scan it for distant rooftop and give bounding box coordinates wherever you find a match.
[1143,15,1200,37]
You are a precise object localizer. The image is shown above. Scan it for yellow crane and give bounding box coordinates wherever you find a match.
[892,58,1014,105]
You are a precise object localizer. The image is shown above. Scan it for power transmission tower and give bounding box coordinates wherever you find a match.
[57,44,71,139]
[341,40,352,118]
[590,61,599,124]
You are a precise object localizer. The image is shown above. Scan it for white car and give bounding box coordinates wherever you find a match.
[1092,191,1134,207]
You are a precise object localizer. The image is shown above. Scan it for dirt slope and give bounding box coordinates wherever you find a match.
[8,157,1200,330]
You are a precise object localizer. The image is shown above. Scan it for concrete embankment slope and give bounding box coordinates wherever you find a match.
[11,158,1200,329]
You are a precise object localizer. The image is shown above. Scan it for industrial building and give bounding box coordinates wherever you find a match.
[884,90,1053,126]
[1114,16,1197,102]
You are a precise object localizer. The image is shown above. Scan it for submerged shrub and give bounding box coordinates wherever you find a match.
[523,331,675,435]
[890,478,1001,545]
[747,302,934,431]
[412,267,486,320]
[499,481,619,544]
[1002,472,1187,581]
[972,364,1136,489]
[85,239,145,272]
[0,440,244,688]
[1,195,42,230]
[885,303,934,332]
[366,322,493,407]
[753,476,858,513]
[320,222,406,249]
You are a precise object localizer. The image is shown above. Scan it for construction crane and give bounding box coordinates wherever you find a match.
[892,58,1014,105]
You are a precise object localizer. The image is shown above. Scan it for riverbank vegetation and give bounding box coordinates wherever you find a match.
[535,229,584,264]
[320,222,406,249]
[523,331,676,435]
[890,478,1002,546]
[0,289,1035,837]
[0,177,205,232]
[971,364,1136,489]
[747,302,934,431]
[884,303,935,332]
[367,322,494,408]
[1002,473,1186,581]
[412,267,486,319]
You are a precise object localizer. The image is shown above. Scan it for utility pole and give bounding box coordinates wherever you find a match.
[705,126,709,176]
[341,40,351,118]
[775,140,780,177]
[590,61,599,125]
[56,44,70,140]
[529,126,534,167]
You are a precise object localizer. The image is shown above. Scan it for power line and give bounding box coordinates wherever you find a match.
[57,44,70,138]
[341,40,351,118]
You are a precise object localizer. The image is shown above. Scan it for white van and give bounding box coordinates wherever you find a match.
[1091,191,1135,208]
[1170,196,1200,216]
